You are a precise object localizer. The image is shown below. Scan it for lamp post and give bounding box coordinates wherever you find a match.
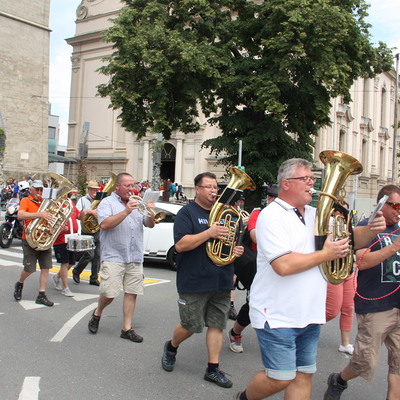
[392,53,399,182]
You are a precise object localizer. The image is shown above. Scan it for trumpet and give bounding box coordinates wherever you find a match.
[129,193,166,224]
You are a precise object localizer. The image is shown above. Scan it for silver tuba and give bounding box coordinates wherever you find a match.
[26,173,75,251]
[314,151,363,284]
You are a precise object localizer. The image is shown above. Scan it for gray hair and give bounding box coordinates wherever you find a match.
[277,158,313,190]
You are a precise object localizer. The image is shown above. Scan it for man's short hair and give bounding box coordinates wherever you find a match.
[377,185,400,202]
[194,172,217,187]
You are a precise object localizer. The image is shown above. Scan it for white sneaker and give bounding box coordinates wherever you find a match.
[338,344,354,355]
[61,288,74,297]
[53,275,62,291]
[227,329,243,353]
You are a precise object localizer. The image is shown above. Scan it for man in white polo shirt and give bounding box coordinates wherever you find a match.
[234,158,386,400]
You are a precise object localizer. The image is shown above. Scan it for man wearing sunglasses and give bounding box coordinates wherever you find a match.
[325,184,400,400]
[13,180,55,306]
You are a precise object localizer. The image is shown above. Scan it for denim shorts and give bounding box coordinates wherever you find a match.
[177,290,230,333]
[255,322,321,380]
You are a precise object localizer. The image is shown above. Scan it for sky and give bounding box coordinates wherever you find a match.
[49,0,400,146]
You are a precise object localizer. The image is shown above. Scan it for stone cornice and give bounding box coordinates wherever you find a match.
[0,11,51,32]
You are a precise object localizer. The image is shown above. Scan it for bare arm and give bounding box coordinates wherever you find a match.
[353,212,386,249]
[271,234,348,276]
[18,209,52,222]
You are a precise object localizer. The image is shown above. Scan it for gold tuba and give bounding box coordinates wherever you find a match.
[206,167,256,267]
[81,173,117,234]
[26,173,75,251]
[315,150,363,284]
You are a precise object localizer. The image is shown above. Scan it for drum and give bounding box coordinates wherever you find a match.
[66,235,95,252]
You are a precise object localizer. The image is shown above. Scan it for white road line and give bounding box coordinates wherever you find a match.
[19,377,40,400]
[1,259,20,266]
[50,302,97,343]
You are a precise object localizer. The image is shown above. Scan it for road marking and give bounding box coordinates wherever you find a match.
[19,376,40,400]
[50,302,97,342]
[2,259,20,266]
[19,301,60,310]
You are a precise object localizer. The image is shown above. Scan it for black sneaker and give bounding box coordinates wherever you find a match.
[88,310,101,334]
[14,282,23,301]
[324,373,348,400]
[120,328,143,343]
[204,367,233,388]
[72,269,80,284]
[35,293,54,307]
[228,304,237,320]
[161,341,177,372]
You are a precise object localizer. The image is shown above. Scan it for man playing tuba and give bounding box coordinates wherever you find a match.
[13,180,54,306]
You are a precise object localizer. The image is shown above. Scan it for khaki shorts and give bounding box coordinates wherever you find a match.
[99,261,144,298]
[349,308,400,381]
[22,239,52,272]
[177,290,230,333]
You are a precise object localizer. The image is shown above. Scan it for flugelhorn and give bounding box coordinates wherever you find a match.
[314,150,362,285]
[129,194,166,224]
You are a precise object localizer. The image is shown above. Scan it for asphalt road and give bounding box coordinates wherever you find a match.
[0,237,390,400]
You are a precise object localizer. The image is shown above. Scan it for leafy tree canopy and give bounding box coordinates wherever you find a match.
[98,0,393,186]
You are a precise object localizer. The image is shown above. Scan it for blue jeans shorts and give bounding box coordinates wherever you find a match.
[255,322,321,380]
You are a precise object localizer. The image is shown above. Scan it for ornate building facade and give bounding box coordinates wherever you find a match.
[66,0,399,216]
[0,0,51,180]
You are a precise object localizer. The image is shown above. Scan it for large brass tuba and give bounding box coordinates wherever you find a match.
[206,167,256,267]
[81,173,117,234]
[315,150,363,285]
[26,173,75,251]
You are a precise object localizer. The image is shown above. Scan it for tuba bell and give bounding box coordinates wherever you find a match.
[206,167,256,267]
[314,150,363,285]
[26,173,75,251]
[81,173,117,234]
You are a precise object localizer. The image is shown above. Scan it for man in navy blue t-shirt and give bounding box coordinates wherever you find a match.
[161,171,244,389]
[325,184,400,400]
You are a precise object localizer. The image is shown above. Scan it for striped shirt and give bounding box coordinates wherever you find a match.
[97,192,146,263]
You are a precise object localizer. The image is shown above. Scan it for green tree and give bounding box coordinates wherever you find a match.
[98,0,393,188]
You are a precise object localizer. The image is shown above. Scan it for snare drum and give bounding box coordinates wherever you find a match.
[66,235,95,252]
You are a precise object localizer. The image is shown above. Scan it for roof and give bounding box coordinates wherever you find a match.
[48,154,77,163]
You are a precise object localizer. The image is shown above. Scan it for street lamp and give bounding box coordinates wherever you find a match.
[392,53,399,182]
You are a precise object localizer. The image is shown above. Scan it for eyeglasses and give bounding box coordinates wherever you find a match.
[286,176,316,183]
[197,185,218,190]
[386,201,400,211]
[33,187,43,192]
[119,184,135,188]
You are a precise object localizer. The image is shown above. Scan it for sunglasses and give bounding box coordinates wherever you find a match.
[386,201,400,211]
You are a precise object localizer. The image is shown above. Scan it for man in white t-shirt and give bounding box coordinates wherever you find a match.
[235,158,386,400]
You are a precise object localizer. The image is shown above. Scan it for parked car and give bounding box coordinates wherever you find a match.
[143,202,183,270]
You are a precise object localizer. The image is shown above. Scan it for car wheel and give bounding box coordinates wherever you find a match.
[167,246,177,271]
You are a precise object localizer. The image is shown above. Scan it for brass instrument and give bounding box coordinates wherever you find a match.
[81,173,117,234]
[315,150,363,284]
[206,167,256,267]
[26,173,75,251]
[129,194,166,224]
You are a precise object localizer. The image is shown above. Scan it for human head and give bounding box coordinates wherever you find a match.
[194,172,218,209]
[30,180,44,200]
[277,158,313,191]
[86,180,100,199]
[115,172,135,202]
[377,184,400,226]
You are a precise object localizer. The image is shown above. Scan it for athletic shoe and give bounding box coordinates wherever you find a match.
[120,328,143,343]
[53,275,63,291]
[88,310,100,334]
[233,392,243,400]
[227,329,243,353]
[204,368,233,388]
[14,282,23,301]
[323,373,348,400]
[35,293,54,307]
[161,341,177,372]
[61,287,74,297]
[338,344,354,355]
[228,304,237,320]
